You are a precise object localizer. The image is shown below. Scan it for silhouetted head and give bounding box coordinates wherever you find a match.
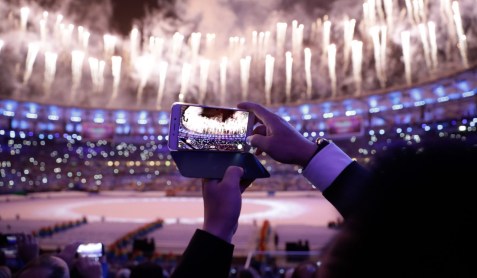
[16,254,69,278]
[291,261,318,278]
[130,261,164,278]
[318,139,477,278]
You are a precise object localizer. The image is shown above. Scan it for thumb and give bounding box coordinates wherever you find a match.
[222,166,244,185]
[247,134,268,150]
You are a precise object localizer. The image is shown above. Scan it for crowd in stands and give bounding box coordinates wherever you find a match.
[1,113,476,195]
[0,97,476,277]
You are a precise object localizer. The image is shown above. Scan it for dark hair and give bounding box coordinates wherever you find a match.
[321,139,477,278]
[15,254,69,278]
[130,261,164,278]
[236,267,260,278]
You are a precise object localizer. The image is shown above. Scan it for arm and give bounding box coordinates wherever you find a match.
[170,229,234,278]
[171,166,247,278]
[72,256,102,278]
[238,102,372,218]
[17,233,39,265]
[302,143,372,218]
[56,241,81,270]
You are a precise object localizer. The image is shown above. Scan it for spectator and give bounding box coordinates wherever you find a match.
[129,261,164,278]
[55,242,82,271]
[114,268,131,278]
[70,257,103,278]
[16,233,39,266]
[290,261,318,278]
[171,101,477,277]
[273,232,279,249]
[15,254,69,278]
[236,267,260,278]
[313,140,477,278]
[0,249,6,267]
[15,241,102,278]
[0,266,11,278]
[170,166,250,278]
[0,233,39,274]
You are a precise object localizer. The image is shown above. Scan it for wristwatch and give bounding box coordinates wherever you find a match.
[304,137,330,167]
[315,137,330,154]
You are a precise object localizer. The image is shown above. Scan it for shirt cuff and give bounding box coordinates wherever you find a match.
[302,142,353,192]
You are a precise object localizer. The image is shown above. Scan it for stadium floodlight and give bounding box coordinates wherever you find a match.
[414,101,426,107]
[437,96,449,103]
[71,116,82,122]
[3,111,14,117]
[116,118,126,124]
[345,110,356,116]
[26,113,38,119]
[48,115,59,121]
[392,104,403,110]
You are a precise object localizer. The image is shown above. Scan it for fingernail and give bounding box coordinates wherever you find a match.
[236,167,244,176]
[246,136,252,146]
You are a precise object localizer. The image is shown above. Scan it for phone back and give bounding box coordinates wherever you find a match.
[170,151,270,179]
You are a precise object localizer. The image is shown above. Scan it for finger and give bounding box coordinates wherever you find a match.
[238,102,278,126]
[202,178,222,202]
[247,134,269,151]
[65,241,82,252]
[237,102,263,125]
[240,179,254,193]
[221,166,244,186]
[202,178,219,188]
[252,124,267,136]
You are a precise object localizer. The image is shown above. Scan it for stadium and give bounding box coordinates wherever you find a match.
[1,0,476,277]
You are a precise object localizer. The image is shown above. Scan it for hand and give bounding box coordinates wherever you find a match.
[17,233,39,264]
[238,102,318,167]
[56,241,82,269]
[74,256,102,278]
[202,166,249,243]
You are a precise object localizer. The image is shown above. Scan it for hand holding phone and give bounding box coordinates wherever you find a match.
[0,233,19,259]
[0,233,22,269]
[170,150,270,179]
[168,102,269,179]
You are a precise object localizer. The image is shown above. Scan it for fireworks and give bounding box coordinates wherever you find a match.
[0,1,474,110]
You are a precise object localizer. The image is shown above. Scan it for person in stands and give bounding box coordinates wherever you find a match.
[170,101,477,278]
[14,240,102,278]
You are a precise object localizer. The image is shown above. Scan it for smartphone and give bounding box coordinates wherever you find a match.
[0,233,19,259]
[168,102,255,152]
[76,242,104,259]
[0,233,22,269]
[170,150,270,179]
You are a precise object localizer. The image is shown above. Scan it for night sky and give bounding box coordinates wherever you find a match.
[110,0,172,35]
[12,0,335,36]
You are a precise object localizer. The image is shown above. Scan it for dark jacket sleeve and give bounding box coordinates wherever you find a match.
[322,161,372,219]
[170,229,234,278]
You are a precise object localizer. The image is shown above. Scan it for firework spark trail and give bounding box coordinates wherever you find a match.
[23,43,40,85]
[43,51,58,97]
[0,0,476,109]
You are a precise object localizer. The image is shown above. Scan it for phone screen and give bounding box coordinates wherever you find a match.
[0,234,22,270]
[77,243,103,259]
[0,234,18,259]
[177,105,251,151]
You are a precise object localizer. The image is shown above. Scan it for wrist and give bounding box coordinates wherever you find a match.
[203,222,234,243]
[299,138,330,168]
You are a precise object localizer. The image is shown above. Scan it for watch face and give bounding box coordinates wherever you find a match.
[316,138,330,151]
